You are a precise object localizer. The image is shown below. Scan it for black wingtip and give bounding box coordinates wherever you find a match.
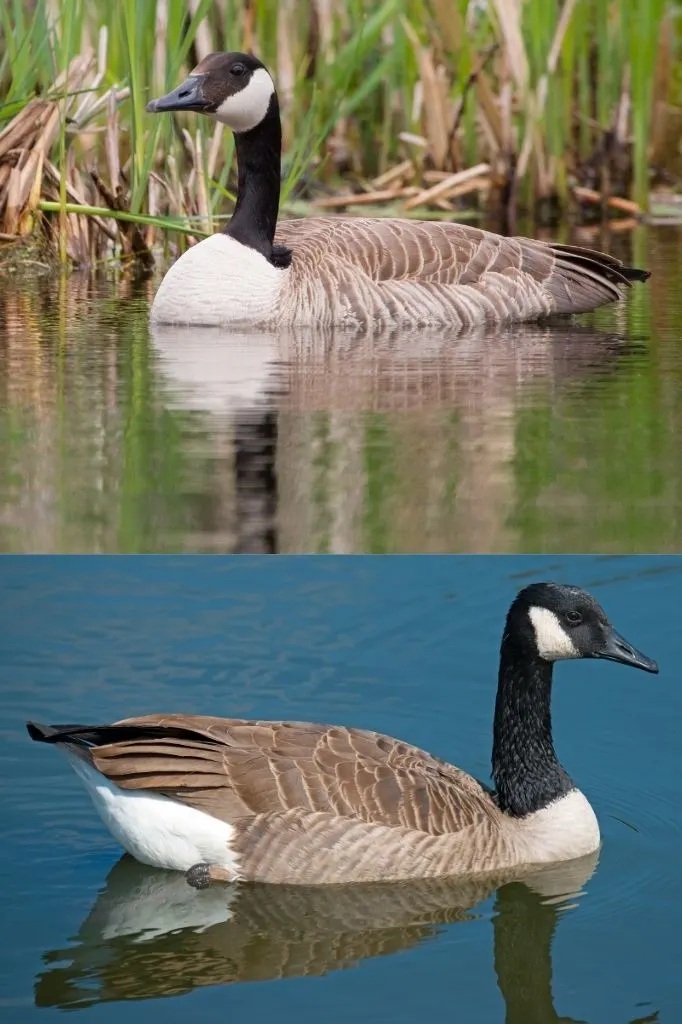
[26,721,90,743]
[26,721,53,742]
[622,267,650,283]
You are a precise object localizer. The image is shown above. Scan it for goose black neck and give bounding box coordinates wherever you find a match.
[223,93,281,262]
[492,635,574,817]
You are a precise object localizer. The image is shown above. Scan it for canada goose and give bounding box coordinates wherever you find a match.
[145,53,650,329]
[26,582,657,886]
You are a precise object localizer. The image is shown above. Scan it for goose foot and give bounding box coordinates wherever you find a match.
[186,863,211,889]
[186,862,234,889]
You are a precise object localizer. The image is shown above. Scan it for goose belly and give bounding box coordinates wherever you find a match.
[68,756,241,875]
[517,789,601,863]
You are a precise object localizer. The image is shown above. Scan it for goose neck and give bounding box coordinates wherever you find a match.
[223,96,281,262]
[492,636,573,817]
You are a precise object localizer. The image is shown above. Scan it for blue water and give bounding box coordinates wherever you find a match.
[0,555,680,1022]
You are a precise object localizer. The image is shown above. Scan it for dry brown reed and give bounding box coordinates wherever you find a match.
[0,0,679,267]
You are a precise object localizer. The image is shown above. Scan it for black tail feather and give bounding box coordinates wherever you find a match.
[548,242,650,286]
[26,721,93,744]
[620,266,650,283]
[26,720,222,748]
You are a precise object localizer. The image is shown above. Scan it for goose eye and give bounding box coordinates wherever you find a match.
[565,610,583,626]
[231,63,246,77]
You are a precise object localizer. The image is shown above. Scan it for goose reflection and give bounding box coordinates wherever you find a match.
[151,322,642,554]
[36,853,599,1020]
[151,327,281,552]
[151,321,638,418]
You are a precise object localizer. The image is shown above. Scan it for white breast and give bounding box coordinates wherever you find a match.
[151,233,285,327]
[516,789,601,863]
[67,755,241,876]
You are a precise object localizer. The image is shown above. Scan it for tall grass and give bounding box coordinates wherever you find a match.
[0,0,678,264]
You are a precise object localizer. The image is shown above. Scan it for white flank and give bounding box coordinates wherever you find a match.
[519,789,600,863]
[150,233,284,327]
[214,68,275,132]
[67,755,241,877]
[528,605,580,660]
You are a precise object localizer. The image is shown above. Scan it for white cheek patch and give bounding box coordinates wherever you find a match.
[528,606,580,661]
[214,67,275,132]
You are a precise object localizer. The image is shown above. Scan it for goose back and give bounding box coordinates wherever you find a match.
[271,218,638,328]
[89,714,497,833]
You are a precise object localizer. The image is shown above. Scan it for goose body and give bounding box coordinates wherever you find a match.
[27,583,657,886]
[146,53,649,330]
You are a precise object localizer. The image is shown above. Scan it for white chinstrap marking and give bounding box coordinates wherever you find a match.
[150,233,285,326]
[528,605,580,661]
[67,755,242,877]
[214,68,275,132]
[517,789,601,862]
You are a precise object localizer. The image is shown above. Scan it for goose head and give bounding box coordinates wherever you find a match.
[506,582,659,672]
[146,52,277,133]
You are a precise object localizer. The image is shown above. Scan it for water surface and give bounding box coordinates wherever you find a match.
[1,226,680,553]
[0,555,680,1021]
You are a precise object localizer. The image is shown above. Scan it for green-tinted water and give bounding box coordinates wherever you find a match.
[1,226,680,553]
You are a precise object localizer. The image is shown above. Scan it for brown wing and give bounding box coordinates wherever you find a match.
[274,217,641,315]
[85,714,497,836]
